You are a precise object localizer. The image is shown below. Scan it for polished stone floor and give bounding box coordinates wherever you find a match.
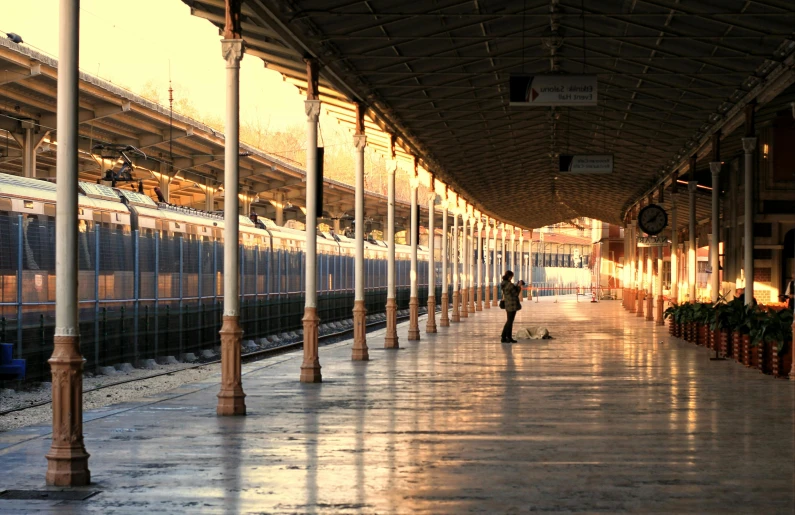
[1,298,793,514]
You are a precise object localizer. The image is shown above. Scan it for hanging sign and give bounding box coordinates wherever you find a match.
[637,235,668,247]
[509,75,598,106]
[559,155,613,174]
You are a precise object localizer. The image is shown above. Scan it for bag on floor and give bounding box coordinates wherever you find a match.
[515,326,550,340]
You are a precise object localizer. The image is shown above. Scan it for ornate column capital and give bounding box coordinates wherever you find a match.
[741,136,757,154]
[709,161,722,176]
[687,181,698,193]
[305,99,321,122]
[221,39,245,67]
[386,158,397,175]
[353,134,367,150]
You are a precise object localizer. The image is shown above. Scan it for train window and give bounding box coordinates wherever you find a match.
[23,200,33,209]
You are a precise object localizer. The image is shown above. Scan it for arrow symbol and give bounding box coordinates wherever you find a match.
[531,88,539,101]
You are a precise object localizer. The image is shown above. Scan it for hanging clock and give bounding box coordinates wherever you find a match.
[638,204,668,236]
[638,204,668,235]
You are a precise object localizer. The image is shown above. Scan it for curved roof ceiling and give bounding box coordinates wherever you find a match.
[185,0,795,228]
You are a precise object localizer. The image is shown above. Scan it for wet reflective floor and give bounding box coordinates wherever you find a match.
[1,298,793,513]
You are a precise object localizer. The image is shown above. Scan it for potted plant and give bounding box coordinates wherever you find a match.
[710,302,733,357]
[664,304,680,337]
[691,303,713,347]
[725,298,753,363]
[750,308,793,377]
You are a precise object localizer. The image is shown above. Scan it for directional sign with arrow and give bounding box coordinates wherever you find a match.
[510,75,598,107]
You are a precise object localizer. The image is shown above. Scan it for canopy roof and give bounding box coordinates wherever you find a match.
[186,0,795,228]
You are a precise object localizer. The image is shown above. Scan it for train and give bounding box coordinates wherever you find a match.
[0,172,439,383]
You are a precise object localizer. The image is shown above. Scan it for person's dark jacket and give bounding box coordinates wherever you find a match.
[501,279,521,312]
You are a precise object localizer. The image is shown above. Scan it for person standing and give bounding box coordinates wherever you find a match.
[500,270,523,343]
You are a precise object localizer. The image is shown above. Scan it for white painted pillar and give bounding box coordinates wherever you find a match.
[501,225,507,276]
[493,223,500,305]
[688,181,698,302]
[408,176,420,339]
[510,229,516,274]
[461,213,469,318]
[468,215,476,313]
[519,231,525,300]
[710,162,721,303]
[352,133,368,359]
[426,191,437,332]
[440,201,450,326]
[217,38,247,414]
[670,194,679,303]
[742,137,757,305]
[300,96,322,382]
[384,159,398,348]
[451,210,460,322]
[476,220,483,310]
[46,0,90,486]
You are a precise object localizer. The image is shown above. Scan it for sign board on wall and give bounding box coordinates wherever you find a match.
[509,75,598,106]
[637,235,668,247]
[559,155,613,174]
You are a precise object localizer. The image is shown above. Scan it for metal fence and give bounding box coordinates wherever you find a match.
[0,211,447,383]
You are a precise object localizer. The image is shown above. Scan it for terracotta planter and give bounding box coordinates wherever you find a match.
[731,332,741,360]
[742,335,752,367]
[697,324,708,347]
[772,341,793,379]
[749,342,762,370]
[719,330,729,358]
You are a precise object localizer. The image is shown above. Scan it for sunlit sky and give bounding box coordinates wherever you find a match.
[2,0,305,131]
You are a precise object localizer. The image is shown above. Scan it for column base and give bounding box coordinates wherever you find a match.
[484,285,491,309]
[468,287,476,313]
[384,298,399,348]
[352,300,369,360]
[46,335,91,486]
[476,287,483,311]
[460,289,469,319]
[646,294,654,321]
[451,291,460,322]
[637,292,645,318]
[408,296,420,340]
[300,307,322,383]
[440,292,450,327]
[628,289,637,313]
[217,315,246,416]
[656,295,665,326]
[426,295,437,333]
[492,286,498,306]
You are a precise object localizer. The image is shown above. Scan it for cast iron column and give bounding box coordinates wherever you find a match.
[688,180,697,302]
[384,157,398,348]
[299,66,322,383]
[440,199,450,326]
[217,37,248,411]
[426,189,437,333]
[468,215,476,314]
[459,211,472,318]
[351,125,369,360]
[451,209,460,322]
[46,0,91,486]
[408,171,420,340]
[709,161,721,303]
[742,137,757,306]
[476,220,483,311]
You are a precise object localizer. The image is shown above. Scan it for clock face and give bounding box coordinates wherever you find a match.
[638,204,668,235]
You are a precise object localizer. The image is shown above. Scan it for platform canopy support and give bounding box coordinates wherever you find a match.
[46,0,91,487]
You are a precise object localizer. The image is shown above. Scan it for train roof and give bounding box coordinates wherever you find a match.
[0,173,130,213]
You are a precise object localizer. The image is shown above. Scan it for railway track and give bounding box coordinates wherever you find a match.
[0,313,411,417]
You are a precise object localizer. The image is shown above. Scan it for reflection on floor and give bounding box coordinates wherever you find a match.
[1,298,793,513]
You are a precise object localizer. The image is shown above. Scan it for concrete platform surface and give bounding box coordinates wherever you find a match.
[1,299,793,514]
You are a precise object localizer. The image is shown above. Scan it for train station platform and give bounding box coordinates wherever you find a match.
[1,299,793,513]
